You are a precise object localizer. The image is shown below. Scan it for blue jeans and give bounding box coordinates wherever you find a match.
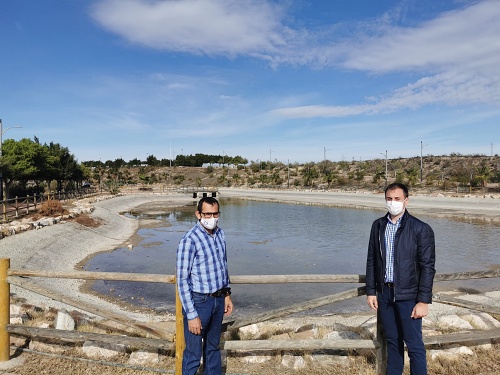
[182,293,225,375]
[378,285,427,375]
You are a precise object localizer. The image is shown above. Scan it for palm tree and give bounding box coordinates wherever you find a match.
[476,165,491,188]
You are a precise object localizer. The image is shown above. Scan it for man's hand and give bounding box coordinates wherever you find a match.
[187,317,202,335]
[224,296,234,316]
[411,302,428,319]
[367,295,378,311]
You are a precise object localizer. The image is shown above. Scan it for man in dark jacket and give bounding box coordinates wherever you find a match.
[366,183,435,375]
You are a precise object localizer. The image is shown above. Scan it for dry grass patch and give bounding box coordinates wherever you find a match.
[73,214,102,228]
[31,200,69,220]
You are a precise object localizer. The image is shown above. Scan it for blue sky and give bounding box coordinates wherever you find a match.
[1,0,499,164]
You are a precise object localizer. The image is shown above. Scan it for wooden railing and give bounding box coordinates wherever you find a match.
[0,259,499,374]
[1,188,98,223]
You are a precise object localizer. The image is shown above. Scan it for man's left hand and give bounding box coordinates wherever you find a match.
[224,296,233,316]
[411,302,428,319]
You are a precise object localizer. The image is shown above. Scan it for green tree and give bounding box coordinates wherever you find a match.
[1,138,47,197]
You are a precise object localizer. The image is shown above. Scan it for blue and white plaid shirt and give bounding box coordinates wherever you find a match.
[176,222,230,320]
[384,215,401,283]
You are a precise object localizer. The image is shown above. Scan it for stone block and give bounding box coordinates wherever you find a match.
[129,350,159,365]
[82,341,128,358]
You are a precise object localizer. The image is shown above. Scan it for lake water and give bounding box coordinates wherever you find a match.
[84,198,500,318]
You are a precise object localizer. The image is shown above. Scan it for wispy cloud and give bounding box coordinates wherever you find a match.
[91,0,500,120]
[273,0,500,118]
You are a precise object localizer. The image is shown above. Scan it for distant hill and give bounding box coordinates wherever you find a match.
[95,154,500,196]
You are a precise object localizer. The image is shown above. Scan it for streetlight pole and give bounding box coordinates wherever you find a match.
[287,159,290,189]
[323,147,331,176]
[269,149,273,171]
[420,141,423,183]
[420,141,429,183]
[380,150,388,188]
[0,119,22,201]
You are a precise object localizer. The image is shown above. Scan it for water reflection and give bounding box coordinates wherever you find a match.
[85,199,500,317]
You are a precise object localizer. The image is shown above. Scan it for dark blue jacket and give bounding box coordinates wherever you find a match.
[366,210,436,303]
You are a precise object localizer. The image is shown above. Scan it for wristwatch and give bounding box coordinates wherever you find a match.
[223,287,231,296]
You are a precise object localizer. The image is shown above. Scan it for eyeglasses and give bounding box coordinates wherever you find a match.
[200,212,220,218]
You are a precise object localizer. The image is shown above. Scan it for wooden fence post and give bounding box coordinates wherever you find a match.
[375,309,387,375]
[175,278,185,375]
[0,258,10,362]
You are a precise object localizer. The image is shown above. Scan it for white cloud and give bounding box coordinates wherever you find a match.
[91,0,288,56]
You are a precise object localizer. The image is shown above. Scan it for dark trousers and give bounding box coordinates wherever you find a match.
[378,285,427,375]
[182,293,225,375]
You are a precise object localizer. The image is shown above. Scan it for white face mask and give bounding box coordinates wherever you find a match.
[385,200,405,216]
[200,217,218,230]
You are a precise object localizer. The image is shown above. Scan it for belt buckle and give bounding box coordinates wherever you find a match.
[385,282,394,288]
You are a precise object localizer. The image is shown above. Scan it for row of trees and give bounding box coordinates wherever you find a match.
[1,137,86,198]
[82,153,248,169]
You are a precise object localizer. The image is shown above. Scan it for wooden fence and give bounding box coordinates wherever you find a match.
[0,258,499,374]
[1,188,98,223]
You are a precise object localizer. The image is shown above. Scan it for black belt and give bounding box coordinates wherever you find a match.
[208,289,224,297]
[385,282,394,288]
[194,289,224,297]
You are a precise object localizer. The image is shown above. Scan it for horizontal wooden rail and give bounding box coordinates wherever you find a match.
[8,270,175,283]
[224,338,379,351]
[7,269,499,284]
[222,329,500,352]
[6,325,174,350]
[423,328,500,346]
[231,274,365,284]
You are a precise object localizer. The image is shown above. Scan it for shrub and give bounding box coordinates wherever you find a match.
[37,200,69,217]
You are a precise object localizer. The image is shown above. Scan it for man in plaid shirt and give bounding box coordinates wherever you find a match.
[177,197,233,375]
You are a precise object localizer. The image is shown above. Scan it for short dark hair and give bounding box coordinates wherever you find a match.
[385,183,409,198]
[197,197,219,212]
